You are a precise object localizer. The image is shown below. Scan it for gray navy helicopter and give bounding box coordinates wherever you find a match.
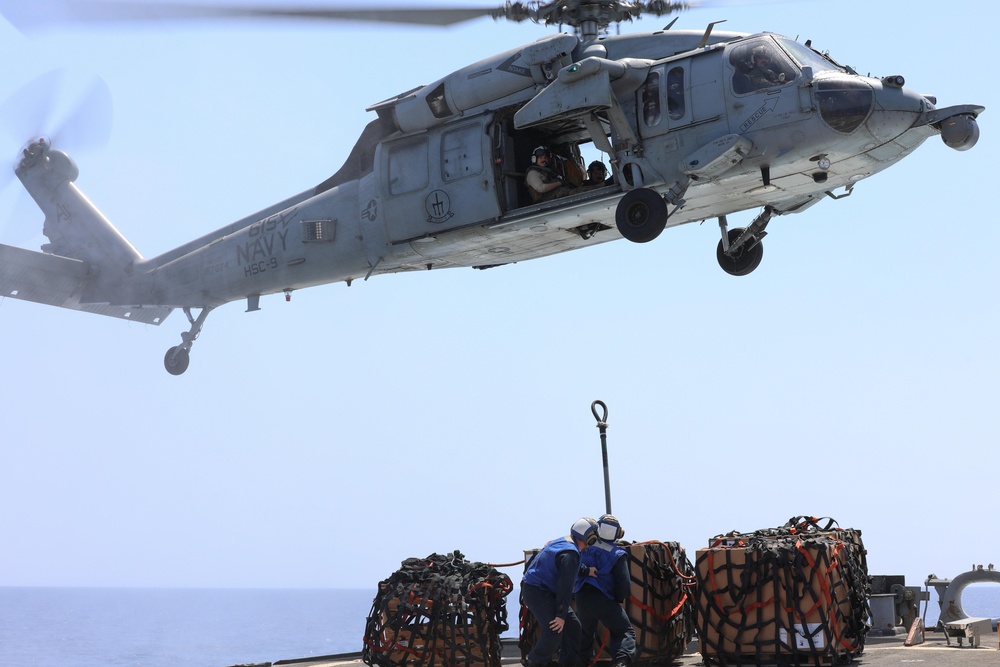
[0,0,984,374]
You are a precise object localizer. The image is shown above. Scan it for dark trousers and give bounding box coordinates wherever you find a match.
[521,583,581,665]
[575,585,637,665]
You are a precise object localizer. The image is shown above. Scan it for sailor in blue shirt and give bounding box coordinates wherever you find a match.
[521,518,600,667]
[575,515,637,667]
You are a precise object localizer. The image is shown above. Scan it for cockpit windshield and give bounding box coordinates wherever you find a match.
[776,38,845,74]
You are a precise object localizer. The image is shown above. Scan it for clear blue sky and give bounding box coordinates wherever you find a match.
[0,0,996,598]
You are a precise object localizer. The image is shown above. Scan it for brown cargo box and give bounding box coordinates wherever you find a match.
[364,553,511,667]
[694,537,865,665]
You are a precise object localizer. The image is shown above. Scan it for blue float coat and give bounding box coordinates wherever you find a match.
[577,540,630,602]
[522,536,581,618]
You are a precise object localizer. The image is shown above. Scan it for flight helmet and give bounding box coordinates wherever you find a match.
[597,514,625,541]
[571,517,600,546]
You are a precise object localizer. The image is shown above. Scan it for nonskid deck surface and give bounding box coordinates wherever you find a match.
[239,629,1000,667]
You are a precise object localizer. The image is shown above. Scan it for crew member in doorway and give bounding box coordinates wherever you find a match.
[526,146,579,203]
[575,514,637,667]
[583,161,612,187]
[521,518,599,667]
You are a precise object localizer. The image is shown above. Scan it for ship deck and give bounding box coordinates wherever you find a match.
[248,627,999,667]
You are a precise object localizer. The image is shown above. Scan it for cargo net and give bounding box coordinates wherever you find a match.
[625,541,697,664]
[518,541,696,665]
[694,517,871,666]
[363,551,513,667]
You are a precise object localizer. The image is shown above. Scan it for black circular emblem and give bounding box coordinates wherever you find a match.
[425,190,453,223]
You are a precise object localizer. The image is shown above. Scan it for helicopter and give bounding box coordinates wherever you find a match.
[0,1,984,375]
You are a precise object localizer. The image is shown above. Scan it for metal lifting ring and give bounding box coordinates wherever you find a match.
[591,399,608,429]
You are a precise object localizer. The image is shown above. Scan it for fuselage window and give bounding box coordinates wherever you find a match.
[641,71,661,126]
[667,66,685,121]
[442,124,483,182]
[387,140,429,196]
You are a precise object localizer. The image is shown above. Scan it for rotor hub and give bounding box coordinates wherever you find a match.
[505,1,697,39]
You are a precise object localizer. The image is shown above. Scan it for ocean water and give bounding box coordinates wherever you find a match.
[924,584,1000,626]
[2,585,998,667]
[0,588,376,667]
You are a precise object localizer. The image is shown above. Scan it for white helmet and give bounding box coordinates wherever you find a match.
[597,514,625,541]
[570,517,600,546]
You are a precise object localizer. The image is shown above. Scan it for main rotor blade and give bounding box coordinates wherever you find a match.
[0,1,502,30]
[0,1,715,34]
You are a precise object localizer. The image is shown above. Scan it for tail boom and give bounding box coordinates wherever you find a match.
[0,243,172,324]
[2,139,172,324]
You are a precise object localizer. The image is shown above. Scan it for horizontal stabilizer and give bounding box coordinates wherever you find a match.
[0,244,172,325]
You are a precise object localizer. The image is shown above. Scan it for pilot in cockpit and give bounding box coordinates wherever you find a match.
[747,45,787,89]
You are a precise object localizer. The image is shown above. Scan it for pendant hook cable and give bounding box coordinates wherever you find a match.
[591,399,612,515]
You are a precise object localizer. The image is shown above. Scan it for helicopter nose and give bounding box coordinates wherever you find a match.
[864,77,928,143]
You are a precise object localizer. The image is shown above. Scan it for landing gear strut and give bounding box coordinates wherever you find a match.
[716,207,774,276]
[164,307,214,375]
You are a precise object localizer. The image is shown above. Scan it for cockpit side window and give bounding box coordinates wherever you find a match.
[730,39,797,94]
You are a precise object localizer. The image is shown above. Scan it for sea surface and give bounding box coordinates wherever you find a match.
[1,585,998,667]
[923,583,1000,625]
[0,588,377,667]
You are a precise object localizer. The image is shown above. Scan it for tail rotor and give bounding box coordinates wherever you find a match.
[0,67,113,162]
[0,68,112,243]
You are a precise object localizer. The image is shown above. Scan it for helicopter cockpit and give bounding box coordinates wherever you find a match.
[729,35,874,134]
[778,36,877,135]
[729,35,852,94]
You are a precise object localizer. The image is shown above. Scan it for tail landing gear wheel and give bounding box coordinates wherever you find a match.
[164,346,190,375]
[717,228,764,276]
[615,188,668,243]
[163,306,213,375]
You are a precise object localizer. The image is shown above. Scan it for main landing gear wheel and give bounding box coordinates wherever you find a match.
[164,346,190,376]
[717,227,764,276]
[615,188,668,243]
